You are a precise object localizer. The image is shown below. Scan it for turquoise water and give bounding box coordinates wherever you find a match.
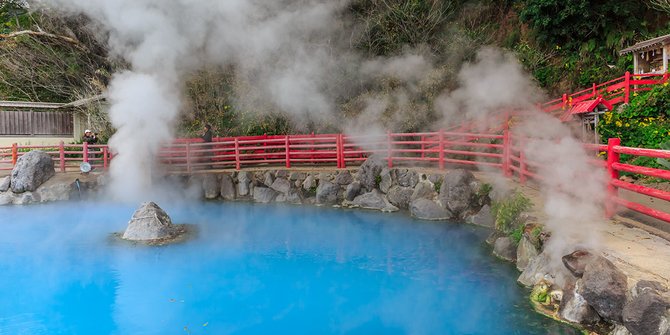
[0,202,576,335]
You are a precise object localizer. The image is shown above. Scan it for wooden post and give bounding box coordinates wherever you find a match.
[387,131,393,168]
[103,147,109,169]
[606,138,621,218]
[234,137,241,170]
[83,142,89,163]
[420,135,425,160]
[185,142,192,174]
[11,143,18,166]
[285,135,291,168]
[438,129,445,170]
[59,141,65,172]
[624,71,631,104]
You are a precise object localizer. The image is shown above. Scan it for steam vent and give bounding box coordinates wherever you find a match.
[122,202,181,242]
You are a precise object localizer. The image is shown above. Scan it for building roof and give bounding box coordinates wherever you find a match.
[0,94,106,110]
[560,97,613,122]
[620,34,670,55]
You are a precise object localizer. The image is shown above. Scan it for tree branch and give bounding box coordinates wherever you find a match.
[0,30,88,51]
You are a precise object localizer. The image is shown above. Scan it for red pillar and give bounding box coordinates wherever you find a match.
[606,138,621,217]
[185,142,192,174]
[336,134,343,169]
[59,141,65,172]
[502,115,511,177]
[234,137,241,170]
[438,129,445,170]
[285,135,291,168]
[83,142,89,163]
[519,137,527,185]
[11,143,17,165]
[103,147,109,169]
[387,131,393,168]
[624,71,631,104]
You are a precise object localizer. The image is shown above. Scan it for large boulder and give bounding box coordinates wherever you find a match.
[438,169,475,217]
[334,171,353,185]
[358,155,385,191]
[253,186,278,203]
[316,181,339,205]
[0,176,9,192]
[578,256,628,323]
[387,185,414,209]
[344,181,361,201]
[409,198,451,220]
[10,150,55,193]
[379,168,392,193]
[559,282,601,325]
[562,250,598,278]
[352,190,398,212]
[237,171,251,197]
[623,281,670,335]
[270,178,291,194]
[516,235,539,271]
[466,204,494,228]
[202,174,220,199]
[122,202,176,241]
[518,252,551,287]
[395,169,419,188]
[220,174,236,200]
[493,237,517,262]
[411,180,435,201]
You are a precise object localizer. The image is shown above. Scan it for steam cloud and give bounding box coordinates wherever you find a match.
[435,48,608,270]
[32,0,355,201]
[30,0,607,268]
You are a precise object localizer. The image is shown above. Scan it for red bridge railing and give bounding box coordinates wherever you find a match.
[2,129,669,226]
[541,72,669,115]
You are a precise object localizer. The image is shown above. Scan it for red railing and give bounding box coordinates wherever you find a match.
[0,142,111,173]
[541,72,669,115]
[1,130,670,226]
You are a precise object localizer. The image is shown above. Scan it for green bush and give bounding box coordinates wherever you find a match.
[598,84,670,166]
[491,191,532,234]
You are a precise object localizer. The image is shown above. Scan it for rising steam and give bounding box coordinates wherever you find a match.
[435,48,608,268]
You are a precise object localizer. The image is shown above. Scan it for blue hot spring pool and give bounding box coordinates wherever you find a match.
[0,201,576,335]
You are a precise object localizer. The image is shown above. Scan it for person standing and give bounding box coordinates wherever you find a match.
[201,124,213,169]
[202,124,213,143]
[83,129,98,144]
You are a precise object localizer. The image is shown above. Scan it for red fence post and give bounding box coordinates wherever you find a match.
[592,83,597,98]
[103,146,109,169]
[562,93,568,109]
[502,119,511,177]
[336,134,343,169]
[11,143,17,165]
[186,142,192,174]
[285,135,291,168]
[234,137,241,170]
[83,142,89,163]
[438,129,445,169]
[624,71,631,104]
[59,141,65,172]
[387,131,393,168]
[606,138,621,217]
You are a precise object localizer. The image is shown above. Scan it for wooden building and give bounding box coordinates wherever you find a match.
[620,34,670,74]
[0,95,105,146]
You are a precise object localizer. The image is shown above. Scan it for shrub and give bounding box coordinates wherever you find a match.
[491,191,532,234]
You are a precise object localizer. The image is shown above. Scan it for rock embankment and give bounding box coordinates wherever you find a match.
[185,155,491,225]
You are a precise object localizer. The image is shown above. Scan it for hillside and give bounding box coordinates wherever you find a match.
[1,0,669,139]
